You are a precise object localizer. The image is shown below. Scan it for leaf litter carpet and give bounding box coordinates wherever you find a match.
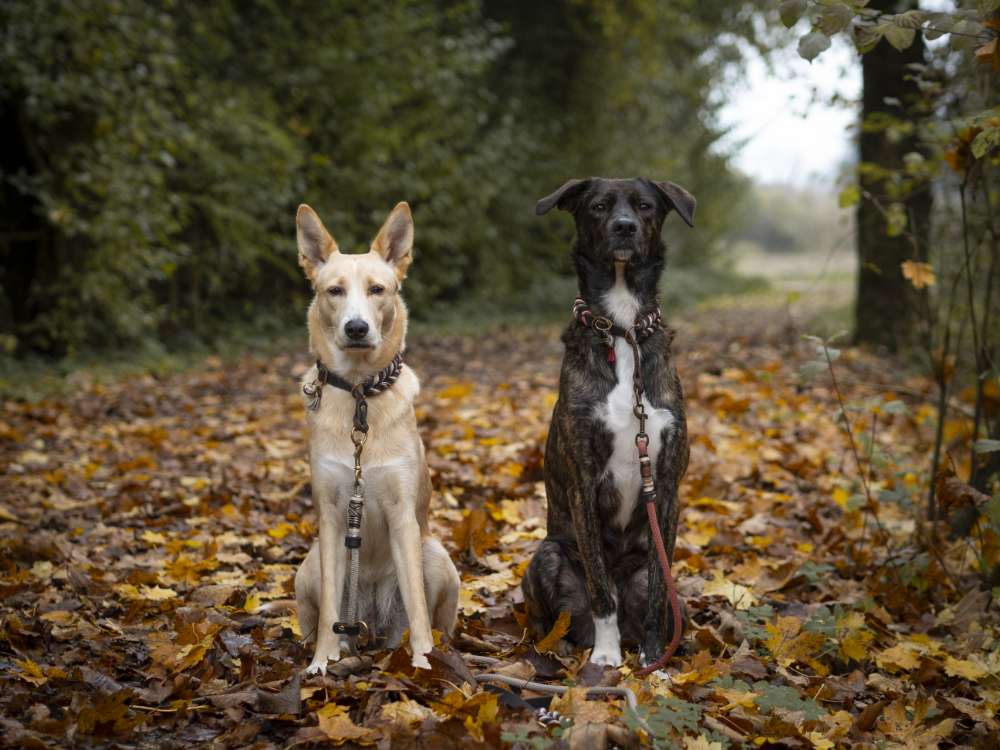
[1,307,997,749]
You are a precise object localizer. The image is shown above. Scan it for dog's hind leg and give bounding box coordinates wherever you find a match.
[522,539,595,649]
[422,537,459,635]
[294,543,321,643]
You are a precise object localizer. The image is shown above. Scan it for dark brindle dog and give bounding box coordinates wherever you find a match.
[522,177,694,667]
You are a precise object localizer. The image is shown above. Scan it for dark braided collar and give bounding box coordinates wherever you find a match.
[316,352,403,397]
[572,297,663,365]
[573,297,662,340]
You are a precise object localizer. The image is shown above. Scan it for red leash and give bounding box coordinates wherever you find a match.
[627,335,684,677]
[635,497,684,676]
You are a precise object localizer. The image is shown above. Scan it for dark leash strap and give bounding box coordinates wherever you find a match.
[301,352,404,649]
[572,299,684,675]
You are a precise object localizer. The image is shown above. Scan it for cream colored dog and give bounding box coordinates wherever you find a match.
[293,202,459,673]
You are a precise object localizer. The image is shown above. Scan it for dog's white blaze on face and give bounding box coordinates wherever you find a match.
[296,202,413,362]
[591,613,623,667]
[313,255,399,351]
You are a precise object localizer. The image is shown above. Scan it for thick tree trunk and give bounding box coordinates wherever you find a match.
[855,0,932,352]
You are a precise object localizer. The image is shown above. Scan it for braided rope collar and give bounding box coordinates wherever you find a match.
[572,297,662,364]
[302,352,404,423]
[316,352,403,397]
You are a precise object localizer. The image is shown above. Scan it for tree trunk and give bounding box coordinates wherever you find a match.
[855,0,932,352]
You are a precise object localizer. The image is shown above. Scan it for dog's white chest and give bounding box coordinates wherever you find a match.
[598,338,674,530]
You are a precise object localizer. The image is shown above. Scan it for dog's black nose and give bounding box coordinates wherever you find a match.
[344,319,370,340]
[611,217,637,237]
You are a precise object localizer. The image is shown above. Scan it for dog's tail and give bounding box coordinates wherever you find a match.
[256,598,297,614]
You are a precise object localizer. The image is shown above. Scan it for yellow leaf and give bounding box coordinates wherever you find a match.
[805,731,834,750]
[279,613,302,639]
[379,697,432,726]
[714,685,758,711]
[490,499,523,526]
[536,610,571,653]
[901,260,936,289]
[832,487,849,509]
[140,585,178,601]
[703,569,757,610]
[244,592,262,613]
[267,522,296,540]
[114,583,143,600]
[836,611,874,662]
[142,530,168,544]
[671,650,721,686]
[437,382,474,400]
[458,587,478,616]
[316,703,376,745]
[15,659,48,686]
[943,655,988,681]
[684,736,723,750]
[683,520,717,548]
[876,642,922,672]
[878,697,954,747]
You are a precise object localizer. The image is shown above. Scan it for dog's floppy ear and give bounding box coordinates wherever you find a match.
[372,202,414,281]
[296,204,339,282]
[536,178,591,216]
[651,181,696,228]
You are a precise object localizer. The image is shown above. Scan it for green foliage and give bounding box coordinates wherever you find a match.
[733,603,775,642]
[712,676,826,723]
[623,695,705,747]
[0,0,769,356]
[751,681,826,721]
[501,725,563,749]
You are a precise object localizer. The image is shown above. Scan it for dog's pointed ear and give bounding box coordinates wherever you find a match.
[651,181,696,227]
[297,204,339,281]
[372,202,414,281]
[536,178,591,216]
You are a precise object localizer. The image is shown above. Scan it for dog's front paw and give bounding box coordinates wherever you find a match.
[305,644,341,675]
[590,614,622,667]
[410,652,432,670]
[589,644,623,668]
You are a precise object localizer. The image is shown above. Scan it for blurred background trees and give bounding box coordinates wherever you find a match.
[0,0,768,356]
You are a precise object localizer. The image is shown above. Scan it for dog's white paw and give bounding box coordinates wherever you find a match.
[305,645,341,675]
[589,645,623,667]
[410,652,432,670]
[590,614,622,667]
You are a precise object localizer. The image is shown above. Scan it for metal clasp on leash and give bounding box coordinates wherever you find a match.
[592,315,615,353]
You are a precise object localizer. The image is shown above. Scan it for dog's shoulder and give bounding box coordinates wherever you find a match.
[393,364,421,403]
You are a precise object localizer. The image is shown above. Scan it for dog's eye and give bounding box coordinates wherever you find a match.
[592,202,606,211]
[327,286,344,296]
[369,284,385,296]
[639,201,652,210]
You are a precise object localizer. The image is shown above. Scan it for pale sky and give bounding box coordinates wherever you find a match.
[719,40,860,187]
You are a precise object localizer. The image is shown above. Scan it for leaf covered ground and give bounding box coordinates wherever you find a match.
[1,307,998,749]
